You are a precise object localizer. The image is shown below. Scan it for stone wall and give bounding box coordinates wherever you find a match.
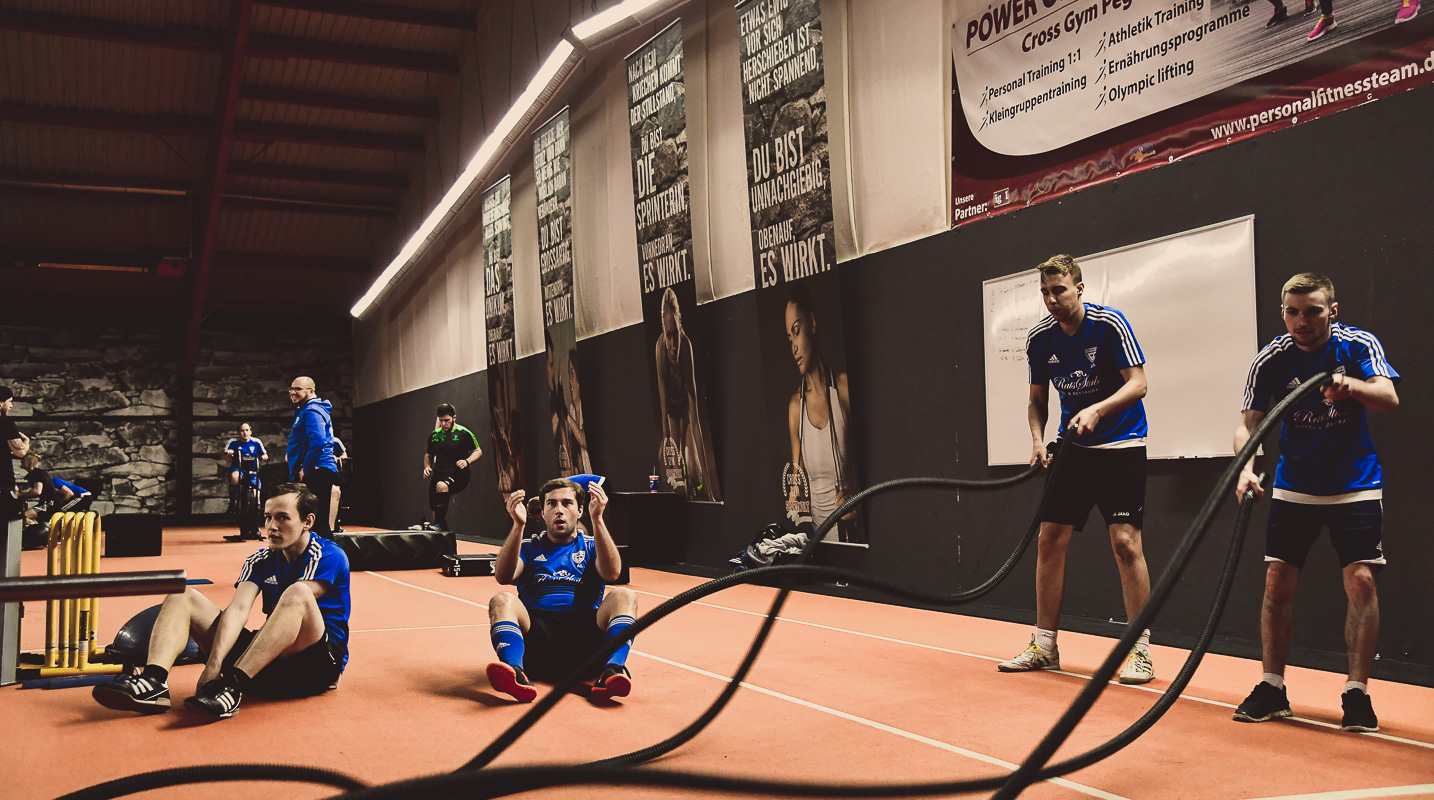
[189,333,353,514]
[1,325,352,517]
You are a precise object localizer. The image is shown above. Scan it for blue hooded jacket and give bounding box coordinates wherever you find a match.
[287,397,338,477]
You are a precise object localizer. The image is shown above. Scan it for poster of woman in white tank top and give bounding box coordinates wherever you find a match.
[779,279,865,546]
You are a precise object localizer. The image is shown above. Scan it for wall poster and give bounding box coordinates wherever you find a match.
[952,0,1434,225]
[533,108,592,477]
[627,20,723,502]
[738,0,864,545]
[482,176,526,497]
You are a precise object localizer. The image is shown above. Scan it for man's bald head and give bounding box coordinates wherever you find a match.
[289,376,317,405]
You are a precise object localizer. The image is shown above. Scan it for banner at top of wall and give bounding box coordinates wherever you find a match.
[534,108,592,478]
[627,20,723,503]
[482,176,525,496]
[738,0,864,546]
[951,0,1434,225]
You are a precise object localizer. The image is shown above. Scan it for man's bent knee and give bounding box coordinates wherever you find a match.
[435,482,449,493]
[489,591,522,621]
[1109,525,1143,563]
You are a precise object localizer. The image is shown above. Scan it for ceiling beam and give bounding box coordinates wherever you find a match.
[0,102,424,152]
[246,34,459,74]
[0,9,459,74]
[183,0,253,377]
[234,119,424,152]
[226,161,408,189]
[0,173,399,217]
[0,247,372,274]
[257,0,476,31]
[239,85,439,120]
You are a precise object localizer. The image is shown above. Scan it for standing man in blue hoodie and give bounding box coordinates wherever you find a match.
[287,376,338,537]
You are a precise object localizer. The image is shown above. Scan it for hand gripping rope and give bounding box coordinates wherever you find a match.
[55,373,1328,800]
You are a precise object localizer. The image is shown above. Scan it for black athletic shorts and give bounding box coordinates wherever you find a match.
[221,628,346,698]
[524,607,605,682]
[1266,498,1385,569]
[1041,444,1146,532]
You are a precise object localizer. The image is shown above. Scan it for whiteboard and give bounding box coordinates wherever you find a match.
[983,216,1258,465]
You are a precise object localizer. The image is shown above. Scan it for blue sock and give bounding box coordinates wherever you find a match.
[604,615,636,667]
[490,621,525,668]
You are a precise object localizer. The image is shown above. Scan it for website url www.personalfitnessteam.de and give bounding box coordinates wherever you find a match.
[1210,51,1433,139]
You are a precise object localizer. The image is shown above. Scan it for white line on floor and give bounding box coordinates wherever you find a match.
[352,623,490,634]
[630,588,1434,751]
[1242,784,1434,800]
[362,571,490,609]
[633,650,1130,800]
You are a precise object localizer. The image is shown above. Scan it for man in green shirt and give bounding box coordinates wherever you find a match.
[422,404,482,531]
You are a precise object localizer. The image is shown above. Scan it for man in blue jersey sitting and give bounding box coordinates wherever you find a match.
[999,253,1157,685]
[92,483,351,719]
[1231,273,1399,733]
[222,423,268,514]
[486,476,638,702]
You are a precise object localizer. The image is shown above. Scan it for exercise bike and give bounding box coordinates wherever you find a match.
[223,454,264,542]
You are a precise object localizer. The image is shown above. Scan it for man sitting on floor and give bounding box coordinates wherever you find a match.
[486,475,638,702]
[92,483,351,719]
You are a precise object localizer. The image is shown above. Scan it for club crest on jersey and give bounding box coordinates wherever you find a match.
[1085,347,1097,365]
[572,549,585,568]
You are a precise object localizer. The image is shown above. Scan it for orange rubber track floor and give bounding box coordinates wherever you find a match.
[4,527,1433,800]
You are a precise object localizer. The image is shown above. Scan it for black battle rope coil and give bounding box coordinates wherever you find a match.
[53,456,1053,800]
[54,764,367,800]
[303,478,1267,800]
[56,373,1325,800]
[464,455,1056,772]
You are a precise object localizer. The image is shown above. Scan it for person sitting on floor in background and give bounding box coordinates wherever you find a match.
[485,475,637,702]
[92,483,351,719]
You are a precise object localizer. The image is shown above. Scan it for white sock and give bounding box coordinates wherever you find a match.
[1344,680,1368,695]
[1262,672,1285,690]
[1135,629,1151,654]
[1034,628,1058,651]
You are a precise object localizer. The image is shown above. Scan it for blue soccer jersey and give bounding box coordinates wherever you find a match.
[1027,303,1148,447]
[226,438,267,468]
[517,531,604,612]
[1243,323,1399,500]
[237,534,352,667]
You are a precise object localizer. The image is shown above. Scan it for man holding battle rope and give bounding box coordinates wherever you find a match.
[1000,254,1157,685]
[1232,273,1399,733]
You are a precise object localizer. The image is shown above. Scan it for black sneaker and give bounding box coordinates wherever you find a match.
[486,662,537,702]
[1341,690,1379,732]
[590,664,632,700]
[92,672,171,713]
[1233,681,1292,722]
[185,679,243,719]
[1266,3,1289,25]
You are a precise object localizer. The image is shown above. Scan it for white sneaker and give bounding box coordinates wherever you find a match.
[998,638,1060,672]
[1118,649,1155,684]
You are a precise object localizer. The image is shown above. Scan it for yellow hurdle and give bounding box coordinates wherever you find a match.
[40,511,116,676]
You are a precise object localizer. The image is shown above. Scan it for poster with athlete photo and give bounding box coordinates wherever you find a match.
[534,108,592,477]
[951,0,1434,225]
[738,0,863,545]
[627,20,722,502]
[482,176,525,496]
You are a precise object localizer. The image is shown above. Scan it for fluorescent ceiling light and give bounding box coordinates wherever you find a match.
[571,0,667,40]
[350,40,577,318]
